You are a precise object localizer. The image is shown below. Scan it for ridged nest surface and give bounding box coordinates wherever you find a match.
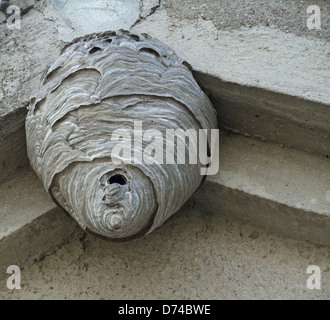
[26,30,217,240]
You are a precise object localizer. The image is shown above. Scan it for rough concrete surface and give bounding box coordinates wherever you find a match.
[196,133,330,246]
[0,169,55,238]
[133,2,330,105]
[0,202,329,300]
[195,73,330,158]
[214,134,330,217]
[0,168,80,273]
[163,0,329,40]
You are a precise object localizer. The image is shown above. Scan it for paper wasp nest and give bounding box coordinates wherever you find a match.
[26,30,217,240]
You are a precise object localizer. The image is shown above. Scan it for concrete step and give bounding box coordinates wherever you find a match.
[197,132,330,246]
[1,132,329,273]
[1,205,329,300]
[0,169,81,274]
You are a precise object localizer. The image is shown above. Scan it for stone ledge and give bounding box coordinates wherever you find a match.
[196,133,330,246]
[0,169,81,274]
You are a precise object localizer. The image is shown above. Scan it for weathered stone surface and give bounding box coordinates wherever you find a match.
[0,168,81,274]
[197,133,330,246]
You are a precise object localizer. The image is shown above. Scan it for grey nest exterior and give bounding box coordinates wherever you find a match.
[26,30,217,240]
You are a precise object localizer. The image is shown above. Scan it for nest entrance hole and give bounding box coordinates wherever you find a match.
[108,174,127,185]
